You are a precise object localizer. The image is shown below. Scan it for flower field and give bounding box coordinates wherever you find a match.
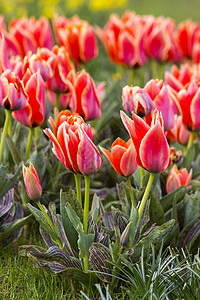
[1,0,200,299]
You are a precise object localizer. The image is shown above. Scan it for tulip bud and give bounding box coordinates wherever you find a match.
[166,165,192,193]
[23,163,42,201]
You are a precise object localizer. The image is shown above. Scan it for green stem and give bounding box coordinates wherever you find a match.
[187,131,195,150]
[83,175,90,234]
[26,127,34,161]
[37,201,64,250]
[138,173,156,222]
[55,93,60,110]
[74,173,82,207]
[8,116,12,138]
[140,167,145,188]
[53,160,62,191]
[83,256,89,273]
[126,176,136,208]
[127,67,134,86]
[183,145,187,155]
[35,127,39,142]
[0,110,12,162]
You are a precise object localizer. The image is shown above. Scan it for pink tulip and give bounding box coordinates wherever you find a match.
[45,46,74,93]
[144,79,175,131]
[121,109,171,173]
[53,15,98,63]
[23,162,42,201]
[176,80,200,131]
[0,70,27,111]
[6,16,54,57]
[0,34,13,74]
[12,69,45,127]
[100,137,138,177]
[66,69,101,121]
[122,85,154,117]
[166,165,192,193]
[44,114,102,175]
[173,115,193,145]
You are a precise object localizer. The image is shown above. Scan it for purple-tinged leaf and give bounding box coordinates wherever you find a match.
[178,217,200,249]
[114,209,128,234]
[0,188,14,217]
[102,210,115,231]
[89,243,113,283]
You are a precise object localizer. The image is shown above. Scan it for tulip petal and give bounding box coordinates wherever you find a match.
[77,127,102,175]
[120,144,137,177]
[139,122,170,173]
[190,86,200,131]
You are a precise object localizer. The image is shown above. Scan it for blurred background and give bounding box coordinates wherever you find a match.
[0,0,200,25]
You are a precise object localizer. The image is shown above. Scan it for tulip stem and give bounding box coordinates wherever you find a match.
[0,110,12,162]
[128,67,134,86]
[74,173,82,207]
[126,176,136,208]
[138,173,155,222]
[83,175,90,235]
[55,93,60,110]
[8,116,12,138]
[26,127,34,161]
[187,131,195,150]
[140,167,145,187]
[35,127,39,142]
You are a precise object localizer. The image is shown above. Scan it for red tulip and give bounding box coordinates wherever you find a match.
[96,12,147,67]
[12,69,45,127]
[6,16,54,57]
[23,162,42,201]
[45,46,74,93]
[121,109,171,173]
[144,79,175,131]
[100,137,138,177]
[44,114,102,175]
[66,69,101,121]
[173,115,194,145]
[0,70,27,111]
[53,15,98,63]
[166,165,192,193]
[122,85,154,117]
[176,80,200,131]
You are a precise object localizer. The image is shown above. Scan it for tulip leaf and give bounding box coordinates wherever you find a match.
[6,135,22,164]
[160,186,186,212]
[60,189,79,253]
[182,144,195,171]
[132,219,177,262]
[65,203,83,233]
[27,203,59,242]
[89,243,113,283]
[0,188,14,218]
[78,231,95,259]
[178,217,200,250]
[0,214,32,243]
[29,151,47,180]
[183,192,200,227]
[0,164,22,199]
[148,191,165,226]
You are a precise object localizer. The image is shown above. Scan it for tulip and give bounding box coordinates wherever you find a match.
[165,64,193,93]
[121,109,171,173]
[6,16,54,57]
[0,70,27,111]
[44,115,102,175]
[23,163,42,201]
[0,34,13,74]
[12,69,46,160]
[66,69,101,121]
[100,137,138,208]
[100,137,137,177]
[173,115,193,146]
[53,15,98,63]
[144,79,175,131]
[0,70,27,162]
[166,165,192,193]
[121,108,171,221]
[122,85,154,117]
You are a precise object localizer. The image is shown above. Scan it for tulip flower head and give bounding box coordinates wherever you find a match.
[23,163,42,201]
[44,114,102,175]
[121,109,171,173]
[166,164,192,193]
[0,70,27,111]
[12,69,45,127]
[100,137,138,177]
[122,85,154,117]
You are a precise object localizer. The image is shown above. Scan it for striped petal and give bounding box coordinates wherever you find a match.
[120,143,138,177]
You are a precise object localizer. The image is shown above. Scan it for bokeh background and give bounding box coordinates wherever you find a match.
[0,0,200,25]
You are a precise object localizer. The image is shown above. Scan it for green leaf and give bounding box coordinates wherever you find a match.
[0,164,22,199]
[0,214,32,242]
[65,203,83,233]
[78,231,95,259]
[182,144,195,171]
[132,219,177,262]
[183,193,200,227]
[148,191,165,226]
[27,203,59,242]
[6,135,22,164]
[60,189,78,253]
[160,186,186,213]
